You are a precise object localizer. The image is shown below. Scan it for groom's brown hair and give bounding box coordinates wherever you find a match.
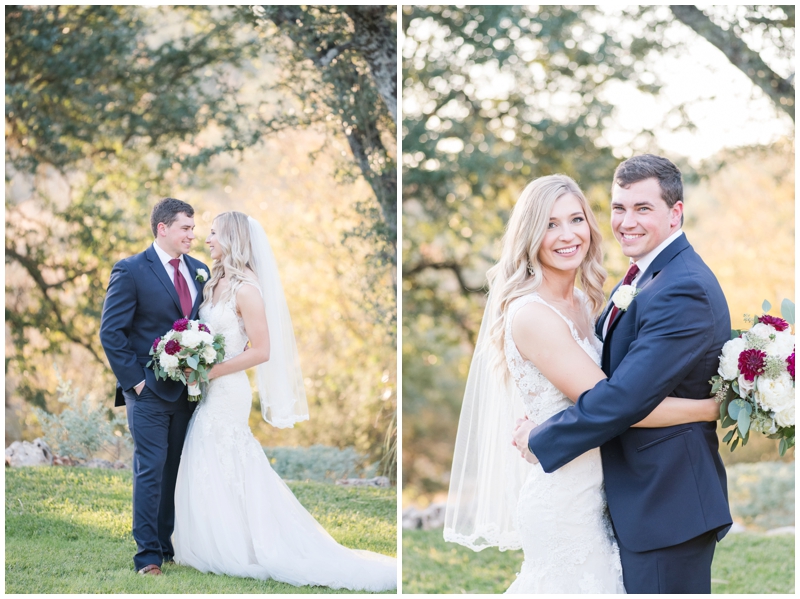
[613,154,683,208]
[151,198,194,237]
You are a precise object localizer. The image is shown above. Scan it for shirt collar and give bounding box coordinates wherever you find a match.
[631,229,683,283]
[152,240,183,267]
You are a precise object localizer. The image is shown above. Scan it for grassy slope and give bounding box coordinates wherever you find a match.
[402,529,795,594]
[6,467,396,594]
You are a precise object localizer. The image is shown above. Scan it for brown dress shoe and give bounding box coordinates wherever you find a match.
[137,564,162,576]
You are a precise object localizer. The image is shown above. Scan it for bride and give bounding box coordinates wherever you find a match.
[443,175,717,593]
[172,211,396,592]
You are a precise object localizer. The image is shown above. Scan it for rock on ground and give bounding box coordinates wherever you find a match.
[5,438,53,467]
[335,476,391,487]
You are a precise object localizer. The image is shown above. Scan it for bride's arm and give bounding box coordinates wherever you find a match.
[207,284,270,380]
[511,302,717,428]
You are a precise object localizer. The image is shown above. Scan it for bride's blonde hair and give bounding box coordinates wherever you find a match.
[485,174,606,376]
[201,211,260,308]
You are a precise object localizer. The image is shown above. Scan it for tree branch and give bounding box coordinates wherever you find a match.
[670,5,794,121]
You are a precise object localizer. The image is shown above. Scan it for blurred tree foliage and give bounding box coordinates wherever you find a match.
[401,5,794,503]
[245,5,398,273]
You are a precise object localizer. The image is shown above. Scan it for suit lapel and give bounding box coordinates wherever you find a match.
[604,233,692,343]
[596,279,623,339]
[184,255,206,319]
[146,245,183,316]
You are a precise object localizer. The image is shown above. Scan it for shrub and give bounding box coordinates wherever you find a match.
[727,461,795,530]
[32,366,131,462]
[263,445,376,482]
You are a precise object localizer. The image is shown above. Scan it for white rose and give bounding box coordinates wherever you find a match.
[199,331,214,345]
[196,268,209,282]
[766,331,795,360]
[611,285,638,311]
[738,373,755,395]
[202,345,217,363]
[748,322,775,341]
[180,330,204,349]
[754,372,794,414]
[774,405,795,428]
[718,337,746,380]
[159,353,179,370]
[164,330,176,341]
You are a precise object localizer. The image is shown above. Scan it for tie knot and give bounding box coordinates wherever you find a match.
[623,263,640,286]
[169,258,181,269]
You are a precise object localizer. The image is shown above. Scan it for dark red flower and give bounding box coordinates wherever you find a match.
[198,323,210,333]
[164,339,182,355]
[173,318,189,332]
[757,314,789,332]
[152,337,161,351]
[738,348,766,381]
[787,351,795,380]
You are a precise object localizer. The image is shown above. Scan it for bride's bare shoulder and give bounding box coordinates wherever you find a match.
[510,299,573,345]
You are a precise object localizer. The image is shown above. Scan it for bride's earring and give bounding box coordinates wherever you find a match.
[527,262,535,276]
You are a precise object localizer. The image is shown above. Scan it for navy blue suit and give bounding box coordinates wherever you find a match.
[99,244,208,570]
[528,234,732,593]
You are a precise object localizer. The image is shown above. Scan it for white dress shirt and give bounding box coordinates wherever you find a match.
[152,240,198,304]
[602,229,684,338]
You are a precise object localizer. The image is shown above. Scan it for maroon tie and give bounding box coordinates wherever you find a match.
[169,258,193,318]
[607,263,640,327]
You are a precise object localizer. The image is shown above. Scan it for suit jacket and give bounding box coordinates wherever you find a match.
[527,234,732,552]
[99,244,209,407]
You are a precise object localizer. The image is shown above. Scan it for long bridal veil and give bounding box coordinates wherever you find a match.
[444,291,530,551]
[247,216,309,428]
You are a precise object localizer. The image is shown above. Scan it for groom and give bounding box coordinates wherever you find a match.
[513,155,732,593]
[100,198,209,575]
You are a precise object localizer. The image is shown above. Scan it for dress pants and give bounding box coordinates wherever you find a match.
[618,530,717,594]
[124,385,194,571]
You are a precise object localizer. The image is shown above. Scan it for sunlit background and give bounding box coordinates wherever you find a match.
[402,5,794,508]
[6,6,397,475]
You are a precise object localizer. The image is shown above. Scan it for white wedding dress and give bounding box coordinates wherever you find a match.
[172,286,396,591]
[503,291,625,594]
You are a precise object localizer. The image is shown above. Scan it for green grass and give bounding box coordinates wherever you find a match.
[6,467,396,593]
[402,529,795,594]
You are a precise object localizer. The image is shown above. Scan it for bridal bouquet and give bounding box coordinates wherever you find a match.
[712,299,795,455]
[147,318,226,400]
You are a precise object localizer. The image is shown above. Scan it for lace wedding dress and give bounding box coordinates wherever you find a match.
[503,291,625,594]
[172,285,396,591]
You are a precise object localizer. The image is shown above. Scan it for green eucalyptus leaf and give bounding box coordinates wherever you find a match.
[722,429,735,443]
[762,299,772,313]
[781,299,795,325]
[730,438,739,451]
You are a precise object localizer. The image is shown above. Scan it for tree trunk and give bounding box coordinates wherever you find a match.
[345,6,398,124]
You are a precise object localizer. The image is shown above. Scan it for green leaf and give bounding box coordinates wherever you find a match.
[731,379,740,396]
[186,355,199,369]
[728,399,741,420]
[781,299,795,325]
[730,329,742,340]
[762,299,772,312]
[779,438,787,456]
[719,398,729,421]
[722,429,735,443]
[730,438,739,451]
[711,378,722,395]
[737,410,750,437]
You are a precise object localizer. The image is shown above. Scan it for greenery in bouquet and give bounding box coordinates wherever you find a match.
[147,318,225,399]
[711,299,795,456]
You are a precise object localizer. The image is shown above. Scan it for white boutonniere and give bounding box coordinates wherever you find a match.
[611,285,639,311]
[195,268,209,282]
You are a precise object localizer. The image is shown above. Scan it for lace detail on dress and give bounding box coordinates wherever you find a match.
[502,290,624,594]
